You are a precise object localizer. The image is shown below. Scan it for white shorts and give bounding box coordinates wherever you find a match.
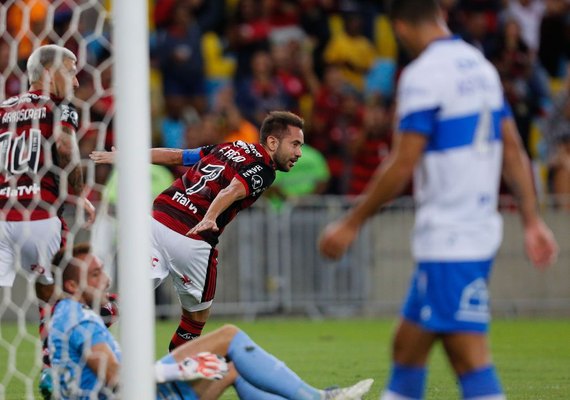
[151,218,218,312]
[0,217,63,286]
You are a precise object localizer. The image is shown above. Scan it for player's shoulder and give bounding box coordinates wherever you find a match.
[0,92,51,109]
[231,140,267,160]
[51,299,85,331]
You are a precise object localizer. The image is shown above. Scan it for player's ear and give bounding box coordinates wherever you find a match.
[266,135,279,152]
[63,279,78,295]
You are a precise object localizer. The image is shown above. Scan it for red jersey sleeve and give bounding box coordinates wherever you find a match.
[236,162,275,196]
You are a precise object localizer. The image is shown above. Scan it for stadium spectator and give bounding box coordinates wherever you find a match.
[458,8,495,57]
[153,0,207,120]
[538,0,570,78]
[235,50,294,127]
[0,44,96,398]
[212,84,259,144]
[319,2,559,400]
[310,64,355,194]
[271,26,320,104]
[48,242,373,400]
[0,39,23,98]
[90,111,304,352]
[6,0,48,62]
[323,12,377,91]
[226,0,272,78]
[489,17,544,156]
[348,98,393,196]
[505,0,546,55]
[543,68,570,210]
[328,87,366,194]
[75,61,115,187]
[299,0,334,79]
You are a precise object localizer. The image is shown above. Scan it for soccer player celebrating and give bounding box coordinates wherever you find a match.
[48,243,374,400]
[91,111,304,351]
[319,1,559,399]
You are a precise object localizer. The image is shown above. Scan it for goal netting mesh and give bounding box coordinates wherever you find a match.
[0,1,113,398]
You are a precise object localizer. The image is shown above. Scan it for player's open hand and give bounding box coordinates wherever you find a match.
[319,219,359,260]
[187,218,219,236]
[179,352,229,381]
[524,218,559,270]
[89,146,117,164]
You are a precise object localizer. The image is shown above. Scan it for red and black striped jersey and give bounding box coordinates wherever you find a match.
[153,141,275,246]
[0,91,79,221]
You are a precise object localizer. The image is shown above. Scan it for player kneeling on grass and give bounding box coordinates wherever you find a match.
[48,243,373,400]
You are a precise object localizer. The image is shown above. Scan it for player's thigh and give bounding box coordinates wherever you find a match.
[168,238,217,313]
[392,318,438,366]
[16,218,62,285]
[441,332,491,375]
[152,219,218,310]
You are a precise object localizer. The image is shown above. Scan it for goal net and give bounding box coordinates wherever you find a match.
[0,1,139,398]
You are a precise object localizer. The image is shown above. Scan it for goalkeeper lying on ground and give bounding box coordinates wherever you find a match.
[47,243,373,400]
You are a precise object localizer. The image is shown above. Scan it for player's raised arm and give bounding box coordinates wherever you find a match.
[186,177,247,236]
[319,132,426,260]
[501,117,559,269]
[89,147,204,166]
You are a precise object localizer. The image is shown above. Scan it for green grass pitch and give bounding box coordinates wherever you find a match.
[1,318,569,399]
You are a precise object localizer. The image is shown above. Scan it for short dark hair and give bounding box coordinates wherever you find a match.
[52,243,92,284]
[260,111,304,143]
[387,0,440,23]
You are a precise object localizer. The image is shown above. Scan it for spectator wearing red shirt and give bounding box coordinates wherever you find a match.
[348,98,393,195]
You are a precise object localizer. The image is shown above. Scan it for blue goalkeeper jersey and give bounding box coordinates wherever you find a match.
[49,298,121,400]
[49,298,199,400]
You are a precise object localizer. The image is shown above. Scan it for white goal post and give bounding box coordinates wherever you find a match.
[112,0,155,399]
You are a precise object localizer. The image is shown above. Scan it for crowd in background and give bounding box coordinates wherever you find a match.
[1,0,570,208]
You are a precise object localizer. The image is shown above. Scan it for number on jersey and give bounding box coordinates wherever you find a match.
[185,164,225,196]
[0,129,42,175]
[473,105,493,154]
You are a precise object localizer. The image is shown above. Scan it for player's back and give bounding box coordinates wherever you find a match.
[0,91,78,221]
[397,37,506,261]
[153,140,276,245]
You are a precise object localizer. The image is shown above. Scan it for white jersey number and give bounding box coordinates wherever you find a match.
[473,105,493,154]
[0,129,42,175]
[185,164,225,196]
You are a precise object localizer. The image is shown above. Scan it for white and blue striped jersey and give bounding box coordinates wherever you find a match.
[397,36,511,261]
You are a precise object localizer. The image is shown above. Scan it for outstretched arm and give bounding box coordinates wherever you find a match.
[501,118,558,269]
[187,177,247,236]
[319,133,426,260]
[90,147,202,167]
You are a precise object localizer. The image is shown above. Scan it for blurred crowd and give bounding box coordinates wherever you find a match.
[1,0,569,208]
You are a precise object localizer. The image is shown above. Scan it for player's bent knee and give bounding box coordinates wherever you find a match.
[218,324,239,339]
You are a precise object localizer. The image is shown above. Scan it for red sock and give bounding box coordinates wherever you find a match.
[169,315,205,352]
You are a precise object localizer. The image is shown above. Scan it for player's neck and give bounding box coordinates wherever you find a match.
[261,143,276,160]
[29,83,54,96]
[416,21,452,54]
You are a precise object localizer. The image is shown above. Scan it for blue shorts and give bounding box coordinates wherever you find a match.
[402,259,494,333]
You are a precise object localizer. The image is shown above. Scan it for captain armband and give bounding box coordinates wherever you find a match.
[182,148,202,166]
